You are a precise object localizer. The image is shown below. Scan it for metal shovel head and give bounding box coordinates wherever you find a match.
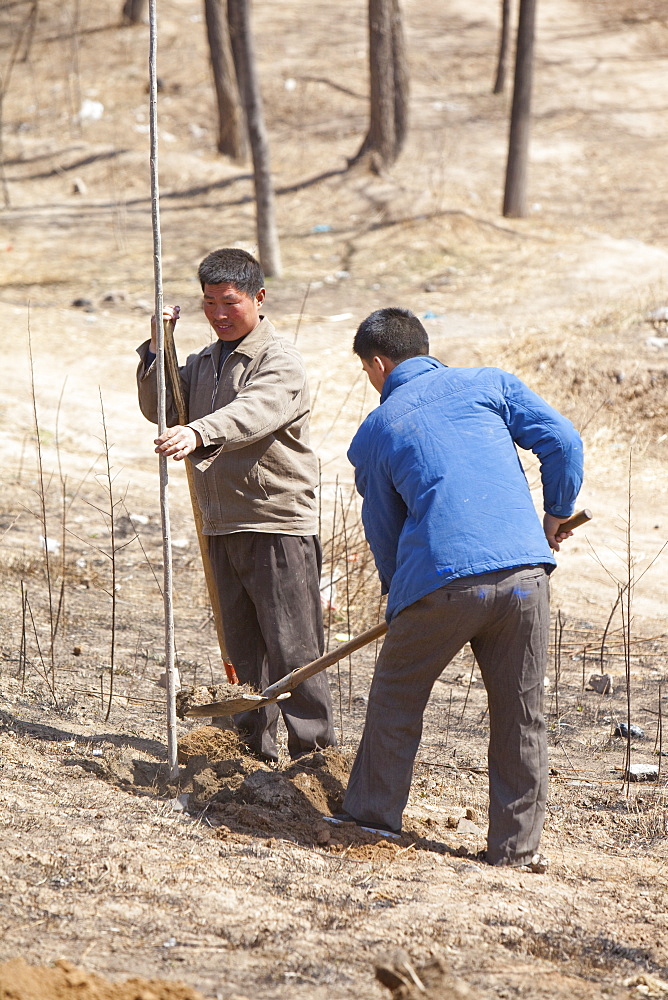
[185,691,291,718]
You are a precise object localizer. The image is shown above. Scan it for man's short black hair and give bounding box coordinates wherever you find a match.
[198,248,265,296]
[353,307,430,363]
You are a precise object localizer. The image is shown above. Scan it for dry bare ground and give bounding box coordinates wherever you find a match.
[1,0,668,998]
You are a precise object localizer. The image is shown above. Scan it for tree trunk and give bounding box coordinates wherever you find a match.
[493,0,512,94]
[227,0,282,277]
[351,0,409,171]
[121,0,147,25]
[204,0,247,161]
[502,0,537,218]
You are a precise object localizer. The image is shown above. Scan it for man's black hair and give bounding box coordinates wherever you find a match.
[353,307,430,362]
[198,248,265,296]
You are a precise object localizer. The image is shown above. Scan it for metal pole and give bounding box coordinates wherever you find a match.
[148,0,179,777]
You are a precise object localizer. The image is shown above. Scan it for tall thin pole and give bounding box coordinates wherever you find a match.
[148,0,178,777]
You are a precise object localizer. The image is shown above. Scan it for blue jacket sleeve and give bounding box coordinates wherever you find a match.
[500,373,584,517]
[349,428,407,595]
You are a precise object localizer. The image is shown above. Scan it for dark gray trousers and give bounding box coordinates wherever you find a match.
[208,532,337,761]
[343,566,550,865]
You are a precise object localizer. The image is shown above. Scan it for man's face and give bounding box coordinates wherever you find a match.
[361,356,386,394]
[202,282,265,341]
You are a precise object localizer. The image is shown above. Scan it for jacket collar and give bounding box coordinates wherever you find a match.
[380,355,446,403]
[201,316,276,364]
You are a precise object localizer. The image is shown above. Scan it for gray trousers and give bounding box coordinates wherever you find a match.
[208,532,337,761]
[343,566,550,865]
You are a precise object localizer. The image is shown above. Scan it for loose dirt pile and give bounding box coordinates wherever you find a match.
[0,958,207,1000]
[175,729,446,860]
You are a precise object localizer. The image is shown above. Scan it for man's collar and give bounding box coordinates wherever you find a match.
[380,355,446,402]
[202,316,275,362]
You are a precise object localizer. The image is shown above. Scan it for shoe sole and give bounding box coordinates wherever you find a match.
[322,815,401,839]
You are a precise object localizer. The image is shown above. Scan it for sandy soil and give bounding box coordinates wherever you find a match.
[1,0,668,998]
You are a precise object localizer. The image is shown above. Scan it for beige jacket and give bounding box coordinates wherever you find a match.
[137,318,318,535]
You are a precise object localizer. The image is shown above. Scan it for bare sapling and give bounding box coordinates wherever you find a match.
[25,591,58,705]
[621,457,634,791]
[325,476,339,653]
[554,609,564,734]
[293,282,311,346]
[655,683,663,785]
[19,580,28,690]
[339,486,353,710]
[458,648,477,725]
[92,391,130,721]
[315,373,363,452]
[26,319,57,699]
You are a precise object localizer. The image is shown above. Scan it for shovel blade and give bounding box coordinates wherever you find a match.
[185,691,291,718]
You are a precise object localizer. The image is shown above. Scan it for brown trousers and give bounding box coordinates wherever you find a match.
[343,566,550,865]
[208,532,336,761]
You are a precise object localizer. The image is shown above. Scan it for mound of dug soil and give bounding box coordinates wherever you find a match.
[175,728,454,860]
[0,957,207,1000]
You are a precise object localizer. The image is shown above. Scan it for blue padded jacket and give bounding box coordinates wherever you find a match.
[348,357,584,621]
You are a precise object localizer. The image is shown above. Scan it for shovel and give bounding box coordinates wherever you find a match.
[185,508,593,719]
[186,621,388,718]
[163,318,238,684]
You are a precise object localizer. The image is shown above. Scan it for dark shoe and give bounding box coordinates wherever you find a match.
[486,852,549,873]
[326,811,401,838]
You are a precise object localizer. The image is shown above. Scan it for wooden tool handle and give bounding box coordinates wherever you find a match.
[163,319,237,682]
[260,621,389,702]
[558,508,592,532]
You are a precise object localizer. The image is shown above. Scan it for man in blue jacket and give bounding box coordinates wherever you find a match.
[340,307,583,870]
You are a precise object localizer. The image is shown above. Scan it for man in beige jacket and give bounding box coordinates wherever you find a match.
[137,248,336,762]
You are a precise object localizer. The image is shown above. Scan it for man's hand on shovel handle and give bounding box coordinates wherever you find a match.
[155,424,201,461]
[149,303,180,353]
[544,508,593,551]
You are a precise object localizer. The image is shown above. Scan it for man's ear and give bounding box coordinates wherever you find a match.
[256,287,266,307]
[375,355,397,377]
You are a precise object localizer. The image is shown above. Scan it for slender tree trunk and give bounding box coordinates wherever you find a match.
[503,0,537,218]
[0,0,39,207]
[351,0,409,171]
[493,0,512,94]
[228,0,281,277]
[121,0,147,25]
[204,0,247,161]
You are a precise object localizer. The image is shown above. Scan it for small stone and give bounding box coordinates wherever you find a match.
[71,298,93,310]
[588,672,613,694]
[72,646,82,656]
[626,764,659,782]
[615,722,644,739]
[457,817,482,835]
[465,807,479,823]
[72,177,87,195]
